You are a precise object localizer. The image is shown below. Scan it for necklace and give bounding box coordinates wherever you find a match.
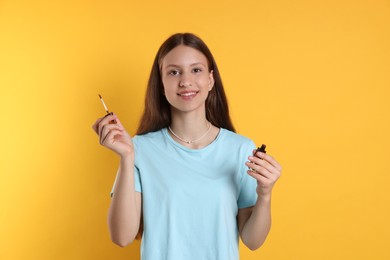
[168,123,212,144]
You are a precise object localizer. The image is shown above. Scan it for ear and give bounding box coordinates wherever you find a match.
[208,70,215,91]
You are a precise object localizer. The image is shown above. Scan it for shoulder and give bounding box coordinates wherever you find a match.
[132,129,165,150]
[217,129,256,157]
[220,128,255,148]
[133,129,164,142]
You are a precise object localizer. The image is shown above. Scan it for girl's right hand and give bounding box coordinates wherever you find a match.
[92,113,134,159]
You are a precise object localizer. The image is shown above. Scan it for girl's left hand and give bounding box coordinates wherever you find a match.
[245,150,282,197]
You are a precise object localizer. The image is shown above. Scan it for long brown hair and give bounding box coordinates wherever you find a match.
[136,32,235,135]
[134,33,235,240]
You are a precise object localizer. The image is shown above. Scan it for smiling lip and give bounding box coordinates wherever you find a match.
[177,91,199,97]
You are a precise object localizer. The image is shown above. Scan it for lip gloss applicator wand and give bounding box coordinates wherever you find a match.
[98,94,117,124]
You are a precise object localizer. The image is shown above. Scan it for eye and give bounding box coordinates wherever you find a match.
[168,70,180,76]
[192,68,202,73]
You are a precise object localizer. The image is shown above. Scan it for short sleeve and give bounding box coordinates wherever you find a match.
[237,141,258,208]
[110,165,142,197]
[134,165,142,192]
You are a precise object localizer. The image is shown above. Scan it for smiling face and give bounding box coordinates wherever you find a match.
[160,45,215,115]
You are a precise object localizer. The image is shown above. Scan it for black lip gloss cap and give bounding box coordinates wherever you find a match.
[256,144,266,154]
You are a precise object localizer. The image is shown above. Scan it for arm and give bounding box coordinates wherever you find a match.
[238,196,271,250]
[108,156,142,247]
[238,151,282,250]
[92,113,142,247]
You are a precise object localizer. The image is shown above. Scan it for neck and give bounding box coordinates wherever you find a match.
[169,109,210,141]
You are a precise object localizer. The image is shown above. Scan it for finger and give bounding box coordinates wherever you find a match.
[104,112,118,124]
[248,156,280,176]
[100,124,123,145]
[247,169,269,183]
[255,153,282,172]
[245,161,272,178]
[92,117,104,134]
[101,129,123,146]
[98,113,118,134]
[100,124,124,144]
[98,114,117,138]
[253,149,266,158]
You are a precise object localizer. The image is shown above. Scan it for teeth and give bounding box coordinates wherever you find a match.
[179,92,196,97]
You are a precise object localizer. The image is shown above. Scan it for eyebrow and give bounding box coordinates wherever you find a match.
[164,62,206,69]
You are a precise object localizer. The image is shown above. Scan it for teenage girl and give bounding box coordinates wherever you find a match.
[92,33,282,260]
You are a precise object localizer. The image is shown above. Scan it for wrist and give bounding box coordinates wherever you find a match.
[120,151,134,162]
[257,193,272,204]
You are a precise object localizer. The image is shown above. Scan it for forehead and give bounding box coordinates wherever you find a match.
[161,45,208,68]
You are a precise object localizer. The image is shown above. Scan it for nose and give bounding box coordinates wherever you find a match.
[179,72,192,87]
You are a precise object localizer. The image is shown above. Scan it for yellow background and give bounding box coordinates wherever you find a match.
[1,0,389,259]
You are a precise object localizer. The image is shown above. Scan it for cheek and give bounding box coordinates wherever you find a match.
[196,75,210,87]
[162,77,177,91]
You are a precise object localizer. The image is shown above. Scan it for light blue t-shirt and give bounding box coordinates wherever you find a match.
[111,128,258,260]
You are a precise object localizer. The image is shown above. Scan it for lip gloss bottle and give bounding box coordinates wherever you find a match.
[248,144,267,172]
[255,144,266,157]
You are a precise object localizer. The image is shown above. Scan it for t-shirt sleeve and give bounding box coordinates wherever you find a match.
[134,166,142,192]
[237,141,258,208]
[110,137,142,197]
[110,165,142,197]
